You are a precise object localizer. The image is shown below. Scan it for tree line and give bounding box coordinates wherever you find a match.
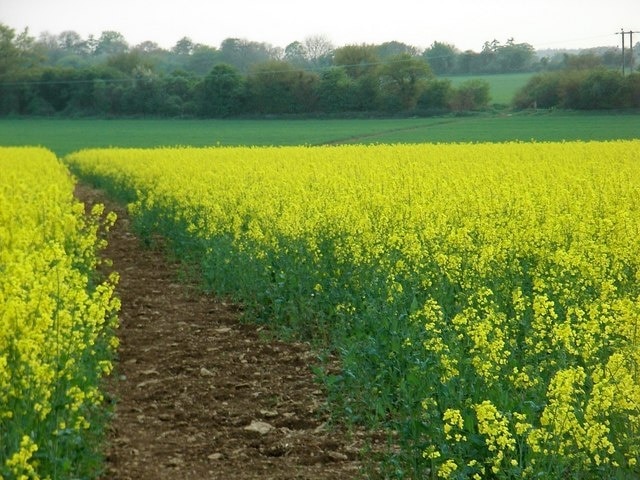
[0,24,638,117]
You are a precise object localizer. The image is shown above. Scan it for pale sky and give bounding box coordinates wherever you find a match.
[2,0,638,52]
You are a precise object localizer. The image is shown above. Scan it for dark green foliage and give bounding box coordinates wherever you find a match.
[514,69,640,109]
[200,64,244,117]
[417,79,453,110]
[246,60,320,114]
[1,22,639,117]
[315,67,355,113]
[449,79,491,111]
[422,42,458,75]
[380,54,433,111]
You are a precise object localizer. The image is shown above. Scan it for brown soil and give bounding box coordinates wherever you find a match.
[75,184,380,480]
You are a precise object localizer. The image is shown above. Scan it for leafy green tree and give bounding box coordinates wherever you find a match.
[514,69,638,110]
[36,31,90,68]
[316,66,355,112]
[513,72,562,108]
[380,54,432,110]
[423,41,458,75]
[107,50,151,74]
[449,79,491,111]
[246,60,319,114]
[284,41,308,67]
[495,39,535,72]
[333,44,382,110]
[624,73,640,107]
[578,69,625,109]
[94,31,128,56]
[172,37,195,56]
[187,45,221,75]
[0,24,19,76]
[14,28,42,69]
[124,69,163,114]
[220,38,276,73]
[563,52,603,70]
[417,78,453,111]
[58,31,88,56]
[376,41,420,60]
[333,44,379,79]
[134,41,163,54]
[200,63,244,117]
[158,70,198,116]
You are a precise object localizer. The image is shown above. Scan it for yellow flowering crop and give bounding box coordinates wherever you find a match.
[67,141,640,478]
[0,148,119,479]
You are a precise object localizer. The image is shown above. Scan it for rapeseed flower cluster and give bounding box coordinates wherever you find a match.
[1,148,119,479]
[67,141,640,478]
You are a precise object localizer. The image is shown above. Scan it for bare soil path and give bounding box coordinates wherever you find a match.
[76,184,377,480]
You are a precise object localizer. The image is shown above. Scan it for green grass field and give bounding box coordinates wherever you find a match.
[443,72,535,105]
[0,111,638,156]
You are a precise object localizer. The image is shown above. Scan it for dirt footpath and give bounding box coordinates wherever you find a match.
[76,184,377,480]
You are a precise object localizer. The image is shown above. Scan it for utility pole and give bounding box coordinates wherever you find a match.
[617,29,640,75]
[631,31,636,72]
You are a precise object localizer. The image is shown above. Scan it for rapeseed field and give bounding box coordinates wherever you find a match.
[1,148,119,479]
[67,141,640,479]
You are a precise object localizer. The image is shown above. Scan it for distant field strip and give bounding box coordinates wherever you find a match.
[1,113,639,156]
[317,119,458,145]
[67,141,640,479]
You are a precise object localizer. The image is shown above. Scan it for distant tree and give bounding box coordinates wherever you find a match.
[107,50,152,74]
[94,31,128,56]
[316,66,355,112]
[624,73,640,106]
[476,39,500,72]
[284,41,308,67]
[37,31,59,52]
[172,37,195,56]
[124,68,163,114]
[513,72,562,108]
[417,78,453,110]
[563,52,602,70]
[449,79,491,111]
[246,60,319,113]
[577,69,626,109]
[333,45,383,110]
[220,38,276,72]
[376,41,420,60]
[135,41,163,54]
[6,27,40,72]
[514,69,637,110]
[85,34,98,54]
[200,63,244,117]
[348,74,380,111]
[37,67,80,112]
[423,41,458,75]
[58,31,87,55]
[303,35,334,67]
[0,24,43,75]
[187,45,221,75]
[380,53,432,110]
[495,39,535,72]
[456,50,481,74]
[599,48,621,69]
[159,70,197,116]
[333,44,379,79]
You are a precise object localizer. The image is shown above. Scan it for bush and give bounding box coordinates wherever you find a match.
[514,69,637,110]
[449,79,491,111]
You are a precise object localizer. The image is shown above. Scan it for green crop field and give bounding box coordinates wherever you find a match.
[0,111,638,156]
[444,72,536,105]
